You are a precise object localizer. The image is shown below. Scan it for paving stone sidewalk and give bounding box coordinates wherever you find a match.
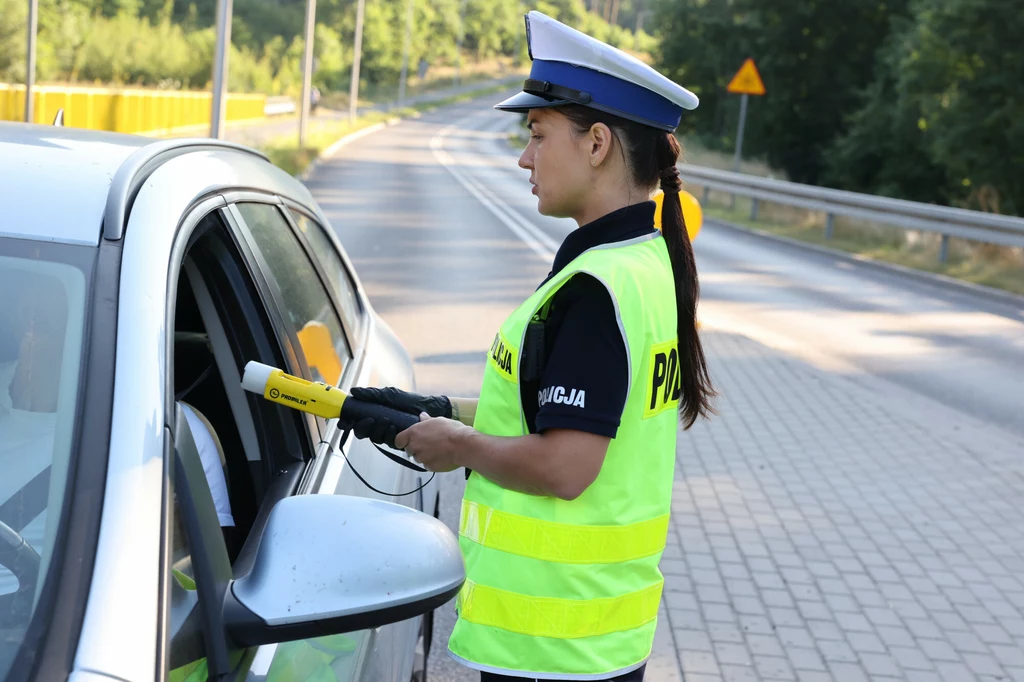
[659,329,1024,682]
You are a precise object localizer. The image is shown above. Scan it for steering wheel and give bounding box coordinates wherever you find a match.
[0,520,40,630]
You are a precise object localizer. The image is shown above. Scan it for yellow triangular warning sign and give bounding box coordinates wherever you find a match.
[727,58,766,96]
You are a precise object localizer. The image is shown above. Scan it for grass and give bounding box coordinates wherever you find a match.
[680,143,1024,296]
[259,80,518,177]
[679,136,783,180]
[695,189,1024,296]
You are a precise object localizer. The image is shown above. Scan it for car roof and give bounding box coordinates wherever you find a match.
[0,122,268,247]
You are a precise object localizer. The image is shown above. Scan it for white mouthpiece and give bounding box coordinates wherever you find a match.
[242,361,275,394]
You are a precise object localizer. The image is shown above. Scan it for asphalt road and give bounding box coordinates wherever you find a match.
[305,93,1024,680]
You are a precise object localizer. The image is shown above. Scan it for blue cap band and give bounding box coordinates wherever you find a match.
[528,59,683,131]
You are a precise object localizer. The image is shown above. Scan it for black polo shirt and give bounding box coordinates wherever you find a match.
[525,201,659,438]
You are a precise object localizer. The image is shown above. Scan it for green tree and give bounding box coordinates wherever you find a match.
[655,0,909,184]
[0,0,27,83]
[827,0,1024,214]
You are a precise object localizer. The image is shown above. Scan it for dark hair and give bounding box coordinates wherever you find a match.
[559,105,715,429]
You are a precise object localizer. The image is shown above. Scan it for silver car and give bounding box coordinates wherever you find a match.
[0,123,464,682]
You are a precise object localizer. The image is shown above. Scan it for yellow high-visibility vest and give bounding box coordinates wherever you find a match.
[449,234,681,678]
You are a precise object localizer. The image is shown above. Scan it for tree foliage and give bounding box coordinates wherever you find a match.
[0,0,647,99]
[655,0,1024,214]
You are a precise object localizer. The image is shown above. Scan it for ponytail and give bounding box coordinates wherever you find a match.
[654,137,715,428]
[560,105,716,429]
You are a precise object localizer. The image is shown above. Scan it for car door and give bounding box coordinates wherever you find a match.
[224,199,423,682]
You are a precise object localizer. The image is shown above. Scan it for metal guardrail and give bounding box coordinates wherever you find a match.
[264,96,296,116]
[680,165,1024,262]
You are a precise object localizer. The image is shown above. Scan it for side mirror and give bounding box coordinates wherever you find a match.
[224,495,464,647]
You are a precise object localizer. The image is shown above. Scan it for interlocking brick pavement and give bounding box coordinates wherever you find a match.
[659,328,1024,682]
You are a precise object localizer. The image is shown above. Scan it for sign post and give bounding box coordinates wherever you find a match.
[726,58,766,172]
[25,0,38,123]
[299,0,317,147]
[725,58,766,207]
[210,0,233,139]
[348,0,366,123]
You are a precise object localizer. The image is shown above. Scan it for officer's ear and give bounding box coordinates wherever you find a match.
[587,122,614,169]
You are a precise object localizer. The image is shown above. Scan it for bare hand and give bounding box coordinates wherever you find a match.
[395,413,470,473]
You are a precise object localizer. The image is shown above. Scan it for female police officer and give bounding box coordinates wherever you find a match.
[346,11,715,681]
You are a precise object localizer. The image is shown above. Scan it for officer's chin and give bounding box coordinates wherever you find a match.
[535,195,569,219]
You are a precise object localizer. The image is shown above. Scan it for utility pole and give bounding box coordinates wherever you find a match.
[454,0,466,87]
[636,9,651,33]
[398,0,413,108]
[299,0,317,146]
[348,0,366,122]
[513,0,523,67]
[209,0,233,138]
[25,0,38,123]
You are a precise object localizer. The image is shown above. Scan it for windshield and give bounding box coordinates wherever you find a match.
[0,239,90,679]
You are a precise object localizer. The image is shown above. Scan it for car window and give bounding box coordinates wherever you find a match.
[235,204,352,388]
[287,209,365,344]
[0,242,89,681]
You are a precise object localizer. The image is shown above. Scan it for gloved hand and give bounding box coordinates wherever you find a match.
[351,417,401,449]
[342,387,451,449]
[348,387,452,420]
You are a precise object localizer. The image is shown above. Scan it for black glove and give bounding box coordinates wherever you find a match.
[348,386,452,420]
[351,417,401,449]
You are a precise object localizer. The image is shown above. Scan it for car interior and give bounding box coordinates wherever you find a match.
[170,210,317,568]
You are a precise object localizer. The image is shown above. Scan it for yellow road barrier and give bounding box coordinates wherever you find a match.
[0,84,266,136]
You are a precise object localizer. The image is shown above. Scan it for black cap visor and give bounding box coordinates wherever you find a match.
[493,91,569,113]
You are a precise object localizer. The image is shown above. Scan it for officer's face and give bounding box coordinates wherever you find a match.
[520,109,592,218]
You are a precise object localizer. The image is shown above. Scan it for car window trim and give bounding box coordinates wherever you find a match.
[278,201,371,357]
[220,200,327,441]
[275,205,360,354]
[158,195,230,679]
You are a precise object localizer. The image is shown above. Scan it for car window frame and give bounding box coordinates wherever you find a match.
[217,197,329,440]
[223,197,366,426]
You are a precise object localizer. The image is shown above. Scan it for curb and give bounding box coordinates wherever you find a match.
[706,217,1024,312]
[294,77,523,182]
[295,117,402,182]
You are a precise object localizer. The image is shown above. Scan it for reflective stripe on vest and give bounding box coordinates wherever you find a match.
[460,500,669,564]
[449,234,680,678]
[457,579,663,639]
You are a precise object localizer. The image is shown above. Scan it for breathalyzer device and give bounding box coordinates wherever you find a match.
[240,361,419,432]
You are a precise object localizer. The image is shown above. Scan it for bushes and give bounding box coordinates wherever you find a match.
[4,0,647,100]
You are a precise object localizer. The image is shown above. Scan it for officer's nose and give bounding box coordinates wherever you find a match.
[518,146,533,171]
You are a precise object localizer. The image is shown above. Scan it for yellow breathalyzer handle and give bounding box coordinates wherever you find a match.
[241,361,419,430]
[241,361,344,419]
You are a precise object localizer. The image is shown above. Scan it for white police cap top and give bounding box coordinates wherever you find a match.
[495,11,698,131]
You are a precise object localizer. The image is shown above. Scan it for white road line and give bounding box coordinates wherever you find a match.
[430,123,558,262]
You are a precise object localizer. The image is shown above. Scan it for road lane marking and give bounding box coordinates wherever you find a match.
[430,123,558,262]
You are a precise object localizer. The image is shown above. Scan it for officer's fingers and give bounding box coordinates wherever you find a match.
[384,424,400,450]
[349,386,384,404]
[353,418,376,440]
[419,411,431,423]
[394,426,413,450]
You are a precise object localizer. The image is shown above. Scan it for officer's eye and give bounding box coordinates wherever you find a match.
[531,134,543,141]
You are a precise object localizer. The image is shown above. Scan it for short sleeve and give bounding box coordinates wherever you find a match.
[534,274,629,438]
[180,403,236,528]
